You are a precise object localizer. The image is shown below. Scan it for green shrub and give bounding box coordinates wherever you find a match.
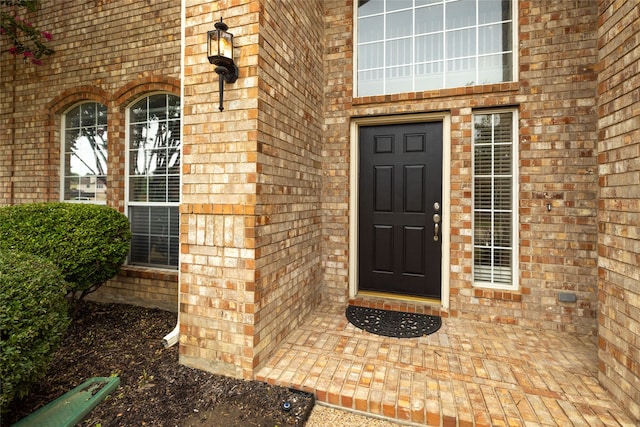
[0,249,70,411]
[0,203,132,300]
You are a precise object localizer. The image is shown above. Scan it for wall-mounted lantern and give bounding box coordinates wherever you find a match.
[207,17,238,112]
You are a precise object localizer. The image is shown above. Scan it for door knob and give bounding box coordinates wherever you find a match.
[433,213,441,223]
[433,213,441,241]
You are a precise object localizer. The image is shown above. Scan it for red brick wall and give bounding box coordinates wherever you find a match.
[596,0,640,421]
[513,1,600,333]
[321,0,354,305]
[180,0,324,379]
[0,0,181,309]
[180,0,261,378]
[1,0,181,203]
[323,0,600,334]
[90,267,179,313]
[253,0,324,368]
[5,1,637,396]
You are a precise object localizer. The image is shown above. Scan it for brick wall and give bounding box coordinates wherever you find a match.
[4,0,636,398]
[0,0,181,308]
[512,1,600,334]
[90,267,179,313]
[596,0,640,421]
[180,0,324,379]
[321,0,354,305]
[252,0,324,367]
[180,0,261,378]
[323,0,600,334]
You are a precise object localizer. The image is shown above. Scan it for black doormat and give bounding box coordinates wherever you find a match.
[345,305,442,338]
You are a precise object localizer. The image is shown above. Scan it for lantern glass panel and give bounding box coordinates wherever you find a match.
[208,31,218,58]
[208,30,233,60]
[219,33,233,60]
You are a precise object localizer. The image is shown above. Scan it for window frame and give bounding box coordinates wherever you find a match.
[353,0,519,97]
[471,108,519,290]
[60,101,109,204]
[124,92,181,270]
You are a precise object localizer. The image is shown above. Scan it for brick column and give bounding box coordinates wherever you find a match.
[181,0,324,379]
[596,0,640,421]
[181,1,261,378]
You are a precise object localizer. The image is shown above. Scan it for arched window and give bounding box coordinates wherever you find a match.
[126,93,181,269]
[61,102,108,202]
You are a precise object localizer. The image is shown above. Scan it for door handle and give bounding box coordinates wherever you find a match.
[434,223,439,241]
[433,213,441,241]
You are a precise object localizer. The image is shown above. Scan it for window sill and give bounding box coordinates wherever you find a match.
[119,265,178,281]
[353,81,520,106]
[472,287,522,302]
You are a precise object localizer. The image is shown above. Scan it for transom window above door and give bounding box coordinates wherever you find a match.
[356,0,515,96]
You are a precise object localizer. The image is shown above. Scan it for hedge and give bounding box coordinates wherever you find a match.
[0,202,132,300]
[0,249,70,410]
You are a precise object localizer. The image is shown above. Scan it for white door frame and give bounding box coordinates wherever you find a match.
[349,113,451,309]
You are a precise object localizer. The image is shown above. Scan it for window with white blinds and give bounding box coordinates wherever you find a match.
[473,111,517,288]
[356,0,514,97]
[126,93,181,269]
[62,102,108,203]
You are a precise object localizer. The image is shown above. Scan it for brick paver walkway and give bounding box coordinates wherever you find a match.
[256,303,637,426]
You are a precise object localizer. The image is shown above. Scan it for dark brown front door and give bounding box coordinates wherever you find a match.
[358,122,443,299]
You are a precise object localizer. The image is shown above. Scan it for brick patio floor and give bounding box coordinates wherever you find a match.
[256,302,637,426]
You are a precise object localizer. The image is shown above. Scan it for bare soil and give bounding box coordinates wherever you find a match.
[5,301,314,426]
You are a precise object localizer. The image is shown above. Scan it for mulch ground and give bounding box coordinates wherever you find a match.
[5,301,314,426]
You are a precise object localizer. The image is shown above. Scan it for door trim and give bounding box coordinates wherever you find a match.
[349,113,451,309]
